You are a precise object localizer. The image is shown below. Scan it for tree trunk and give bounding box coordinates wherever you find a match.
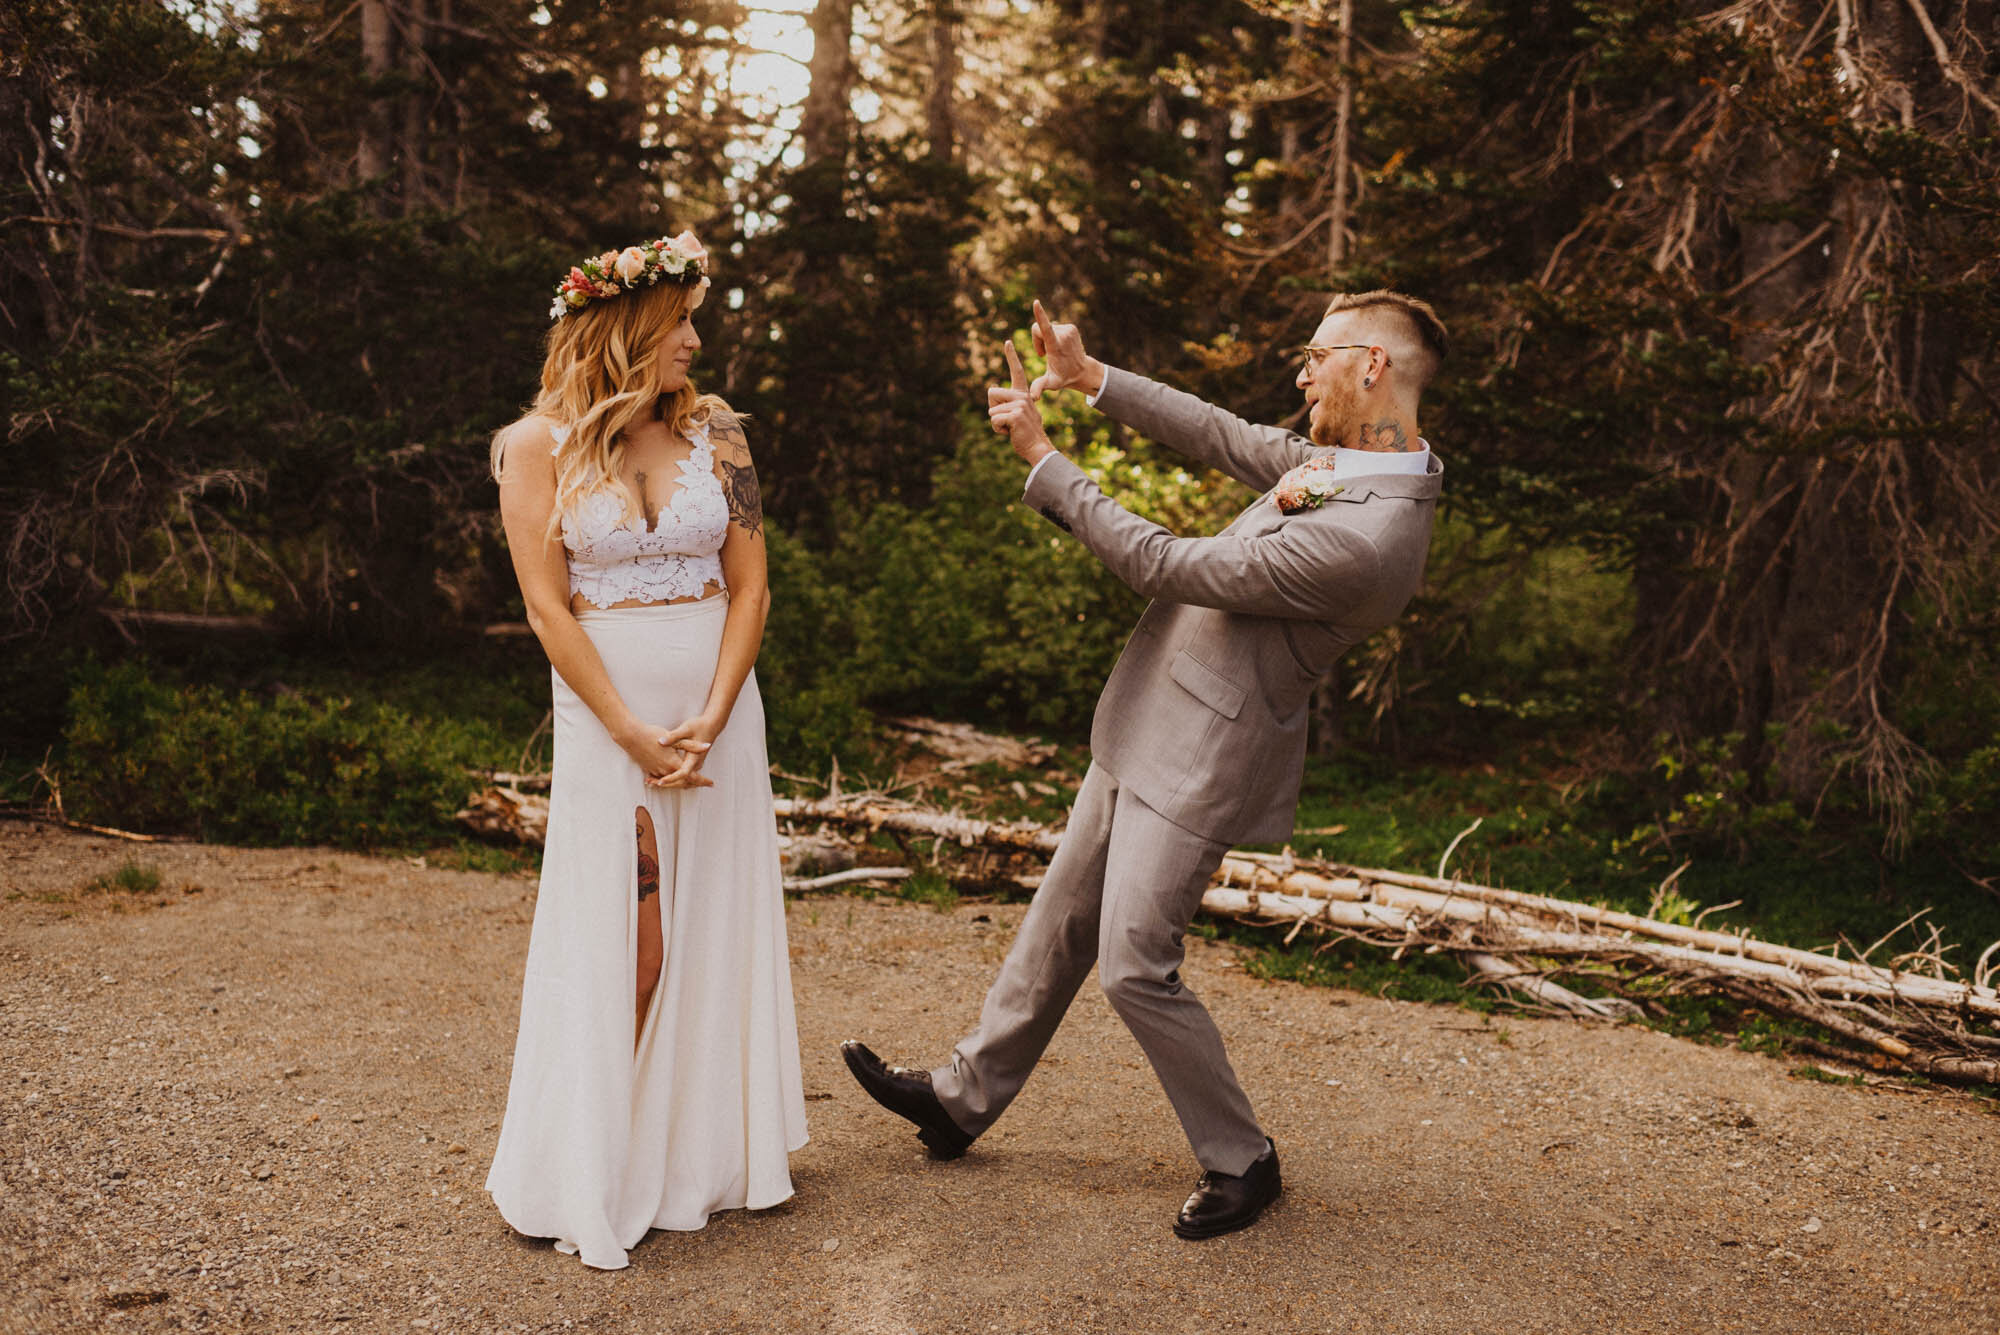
[358,0,396,198]
[926,1,959,164]
[800,0,857,169]
[1278,12,1305,226]
[1206,106,1230,199]
[1326,0,1354,270]
[1140,0,1167,133]
[440,0,465,210]
[0,78,69,339]
[1311,672,1343,756]
[399,0,429,214]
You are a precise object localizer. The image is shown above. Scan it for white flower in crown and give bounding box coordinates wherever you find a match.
[1273,456,1345,513]
[614,246,649,283]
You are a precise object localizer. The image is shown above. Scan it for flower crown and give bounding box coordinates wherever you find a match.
[549,230,711,321]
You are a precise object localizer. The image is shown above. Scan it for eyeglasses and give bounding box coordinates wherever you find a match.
[1300,343,1391,374]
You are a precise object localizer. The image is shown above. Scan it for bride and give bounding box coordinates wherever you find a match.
[484,232,806,1270]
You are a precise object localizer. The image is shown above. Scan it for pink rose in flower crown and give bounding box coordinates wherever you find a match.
[614,246,649,283]
[665,231,707,266]
[1273,456,1346,513]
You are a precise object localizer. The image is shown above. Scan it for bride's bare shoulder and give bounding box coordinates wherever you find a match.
[492,414,562,486]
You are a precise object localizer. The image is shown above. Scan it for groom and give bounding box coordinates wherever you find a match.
[843,291,1447,1239]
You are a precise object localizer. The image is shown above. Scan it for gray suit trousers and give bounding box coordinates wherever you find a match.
[930,763,1268,1174]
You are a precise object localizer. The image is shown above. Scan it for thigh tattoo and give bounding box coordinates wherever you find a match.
[636,815,660,902]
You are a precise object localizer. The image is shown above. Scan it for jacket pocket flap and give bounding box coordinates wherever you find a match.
[1168,650,1246,720]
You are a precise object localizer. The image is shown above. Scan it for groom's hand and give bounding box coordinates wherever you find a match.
[989,341,1054,467]
[1027,299,1105,400]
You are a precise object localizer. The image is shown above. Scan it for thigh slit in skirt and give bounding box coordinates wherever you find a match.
[486,597,808,1271]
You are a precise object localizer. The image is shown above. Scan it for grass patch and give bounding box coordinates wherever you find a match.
[86,860,162,896]
[899,867,960,912]
[1789,1064,1869,1086]
[426,839,541,876]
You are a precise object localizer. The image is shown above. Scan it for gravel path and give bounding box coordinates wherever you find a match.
[3,821,1997,1334]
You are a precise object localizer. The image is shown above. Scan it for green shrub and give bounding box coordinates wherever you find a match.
[763,397,1246,741]
[852,428,1149,729]
[1913,743,2000,878]
[62,662,488,847]
[759,526,882,771]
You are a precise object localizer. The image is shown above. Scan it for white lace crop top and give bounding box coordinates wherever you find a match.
[552,421,728,607]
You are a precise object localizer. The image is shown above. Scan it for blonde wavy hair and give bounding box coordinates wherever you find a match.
[491,276,731,536]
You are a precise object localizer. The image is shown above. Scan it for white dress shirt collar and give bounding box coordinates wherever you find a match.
[1327,442,1432,476]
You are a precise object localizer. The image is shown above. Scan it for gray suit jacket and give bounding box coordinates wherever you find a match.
[1024,365,1442,844]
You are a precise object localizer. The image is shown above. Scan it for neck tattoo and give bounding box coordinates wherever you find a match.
[1358,418,1412,452]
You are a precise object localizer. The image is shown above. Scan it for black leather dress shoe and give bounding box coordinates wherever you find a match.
[1173,1139,1281,1240]
[839,1040,975,1160]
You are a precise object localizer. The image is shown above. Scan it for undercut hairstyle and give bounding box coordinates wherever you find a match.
[1323,290,1449,388]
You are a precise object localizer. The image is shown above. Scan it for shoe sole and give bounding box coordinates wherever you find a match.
[1172,1190,1280,1240]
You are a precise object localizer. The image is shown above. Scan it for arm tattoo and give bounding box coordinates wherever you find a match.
[718,457,763,536]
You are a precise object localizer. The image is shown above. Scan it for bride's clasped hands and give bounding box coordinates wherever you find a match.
[612,716,713,790]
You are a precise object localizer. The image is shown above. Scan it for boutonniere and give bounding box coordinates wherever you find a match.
[1274,457,1346,513]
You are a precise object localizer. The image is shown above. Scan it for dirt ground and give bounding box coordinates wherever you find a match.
[3,820,1997,1335]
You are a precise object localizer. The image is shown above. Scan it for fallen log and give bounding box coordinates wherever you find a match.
[1251,854,1960,989]
[454,786,1063,854]
[770,794,1063,855]
[0,804,178,843]
[101,608,282,634]
[879,716,1059,768]
[453,782,2000,1083]
[1212,855,2000,1023]
[1197,879,2000,1084]
[783,867,912,892]
[469,769,553,793]
[455,786,547,847]
[1462,953,1644,1020]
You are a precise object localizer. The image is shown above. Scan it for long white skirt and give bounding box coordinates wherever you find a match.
[486,596,807,1271]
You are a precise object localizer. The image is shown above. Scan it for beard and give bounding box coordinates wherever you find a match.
[1307,378,1363,448]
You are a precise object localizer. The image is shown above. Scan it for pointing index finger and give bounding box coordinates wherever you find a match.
[1004,339,1029,392]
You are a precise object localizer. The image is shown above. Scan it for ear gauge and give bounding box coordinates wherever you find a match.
[1363,377,1375,389]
